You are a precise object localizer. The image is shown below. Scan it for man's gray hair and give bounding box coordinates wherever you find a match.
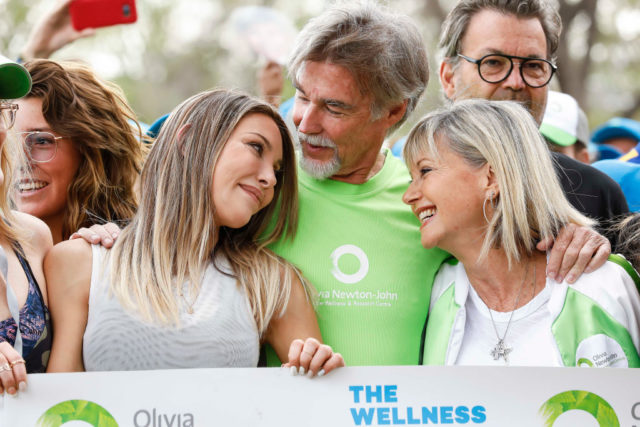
[288,1,428,133]
[439,0,562,64]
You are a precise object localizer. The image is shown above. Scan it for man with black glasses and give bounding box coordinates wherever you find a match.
[438,0,628,237]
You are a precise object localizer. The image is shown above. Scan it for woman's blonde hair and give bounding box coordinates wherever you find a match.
[108,89,301,336]
[404,99,594,267]
[24,59,145,239]
[0,129,27,246]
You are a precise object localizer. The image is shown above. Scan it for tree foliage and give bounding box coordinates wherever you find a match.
[1,0,638,130]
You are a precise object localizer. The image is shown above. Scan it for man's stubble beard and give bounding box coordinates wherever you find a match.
[296,132,342,180]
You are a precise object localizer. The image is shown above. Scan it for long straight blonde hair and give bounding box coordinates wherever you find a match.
[107,89,301,337]
[1,129,27,247]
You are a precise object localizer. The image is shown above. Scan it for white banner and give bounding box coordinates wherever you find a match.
[3,366,640,426]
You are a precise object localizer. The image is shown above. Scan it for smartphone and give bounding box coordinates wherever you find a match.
[69,0,137,31]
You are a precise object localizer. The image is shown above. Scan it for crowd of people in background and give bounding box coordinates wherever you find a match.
[0,0,638,398]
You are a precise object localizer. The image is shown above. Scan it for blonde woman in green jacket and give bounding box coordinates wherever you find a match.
[403,99,640,367]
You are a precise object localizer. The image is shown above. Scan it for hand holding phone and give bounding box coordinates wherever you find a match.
[69,0,137,31]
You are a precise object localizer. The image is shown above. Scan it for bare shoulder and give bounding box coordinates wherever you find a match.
[11,211,53,255]
[45,238,93,270]
[44,238,94,315]
[44,239,93,281]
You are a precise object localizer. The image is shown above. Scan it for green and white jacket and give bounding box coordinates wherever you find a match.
[421,255,640,367]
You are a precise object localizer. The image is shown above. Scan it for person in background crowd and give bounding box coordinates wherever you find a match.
[592,117,640,159]
[45,89,342,376]
[258,61,285,109]
[592,160,640,213]
[19,0,95,62]
[592,118,640,212]
[0,54,53,394]
[437,0,629,234]
[539,91,590,164]
[13,59,145,244]
[403,99,640,367]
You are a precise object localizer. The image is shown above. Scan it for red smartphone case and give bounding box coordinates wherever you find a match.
[70,0,137,31]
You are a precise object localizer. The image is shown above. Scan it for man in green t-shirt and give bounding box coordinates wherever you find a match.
[266,2,447,366]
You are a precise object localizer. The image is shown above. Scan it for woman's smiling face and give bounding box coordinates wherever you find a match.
[403,136,489,253]
[14,97,81,227]
[211,113,283,229]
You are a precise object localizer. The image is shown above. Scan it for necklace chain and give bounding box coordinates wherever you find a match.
[477,263,536,364]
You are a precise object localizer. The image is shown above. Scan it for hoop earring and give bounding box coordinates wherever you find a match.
[483,191,495,224]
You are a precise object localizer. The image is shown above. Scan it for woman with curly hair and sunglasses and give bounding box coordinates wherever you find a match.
[13,59,144,244]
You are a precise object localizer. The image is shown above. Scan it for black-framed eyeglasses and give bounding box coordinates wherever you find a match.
[457,53,557,88]
[18,131,65,163]
[0,103,19,130]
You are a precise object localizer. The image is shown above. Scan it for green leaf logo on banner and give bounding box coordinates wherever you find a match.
[37,399,119,427]
[539,390,619,427]
[576,358,594,367]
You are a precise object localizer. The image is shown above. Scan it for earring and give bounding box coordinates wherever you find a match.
[482,191,495,224]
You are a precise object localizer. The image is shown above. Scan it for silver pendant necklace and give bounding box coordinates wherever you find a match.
[482,264,535,365]
[179,286,198,314]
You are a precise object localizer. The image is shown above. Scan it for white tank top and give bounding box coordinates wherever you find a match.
[83,245,259,371]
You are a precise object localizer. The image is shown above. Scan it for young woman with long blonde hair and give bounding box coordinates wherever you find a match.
[45,89,341,374]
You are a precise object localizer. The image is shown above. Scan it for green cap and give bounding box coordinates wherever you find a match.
[539,91,589,147]
[539,122,575,146]
[0,54,32,99]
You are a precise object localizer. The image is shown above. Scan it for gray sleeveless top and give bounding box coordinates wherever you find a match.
[83,246,259,371]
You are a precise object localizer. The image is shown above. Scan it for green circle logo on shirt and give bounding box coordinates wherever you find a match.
[37,399,118,427]
[539,390,619,427]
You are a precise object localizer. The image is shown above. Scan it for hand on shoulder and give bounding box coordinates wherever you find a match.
[537,223,610,283]
[69,222,122,249]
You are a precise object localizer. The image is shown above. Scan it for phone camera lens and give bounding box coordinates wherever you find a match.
[122,4,131,16]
